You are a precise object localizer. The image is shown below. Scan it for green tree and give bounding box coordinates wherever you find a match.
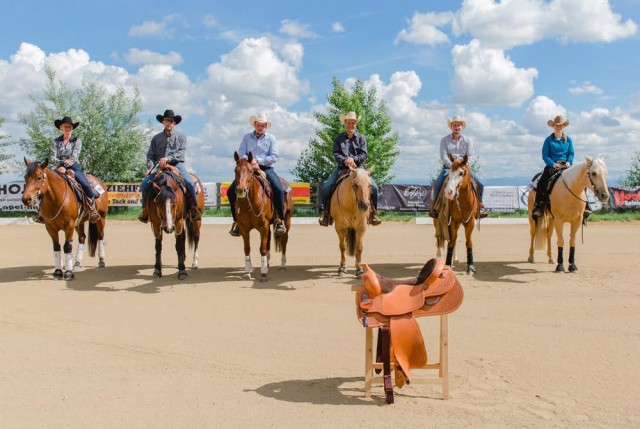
[291,77,400,184]
[19,67,149,181]
[620,150,640,188]
[0,117,14,174]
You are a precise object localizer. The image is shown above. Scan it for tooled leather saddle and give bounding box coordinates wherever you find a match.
[355,258,464,404]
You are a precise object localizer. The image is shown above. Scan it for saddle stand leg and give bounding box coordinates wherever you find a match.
[380,327,394,404]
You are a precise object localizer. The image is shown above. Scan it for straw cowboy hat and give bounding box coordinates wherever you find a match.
[54,116,80,130]
[156,109,182,125]
[249,114,271,128]
[547,115,570,128]
[339,111,360,125]
[447,115,466,131]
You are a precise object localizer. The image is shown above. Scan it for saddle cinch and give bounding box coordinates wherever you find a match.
[355,258,464,404]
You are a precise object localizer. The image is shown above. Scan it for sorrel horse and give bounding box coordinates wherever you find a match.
[22,158,108,280]
[146,166,204,279]
[528,156,609,272]
[233,151,293,282]
[330,166,374,277]
[434,154,478,274]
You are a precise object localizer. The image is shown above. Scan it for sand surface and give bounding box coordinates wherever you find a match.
[0,220,638,428]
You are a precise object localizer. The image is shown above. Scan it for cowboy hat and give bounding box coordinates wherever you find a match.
[54,116,80,130]
[156,109,182,125]
[339,111,360,125]
[547,115,570,128]
[447,115,466,131]
[249,114,271,128]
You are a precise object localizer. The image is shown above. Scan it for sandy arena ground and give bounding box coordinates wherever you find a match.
[0,220,638,428]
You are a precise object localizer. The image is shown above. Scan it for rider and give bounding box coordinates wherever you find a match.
[318,111,381,226]
[138,109,201,223]
[532,115,575,219]
[429,115,488,219]
[228,114,287,237]
[34,116,100,224]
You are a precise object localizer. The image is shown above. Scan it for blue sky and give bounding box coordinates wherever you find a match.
[1,0,639,184]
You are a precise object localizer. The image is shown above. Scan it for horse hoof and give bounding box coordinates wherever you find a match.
[74,261,81,268]
[178,270,188,280]
[548,259,554,264]
[259,275,268,283]
[64,271,75,281]
[53,269,63,280]
[243,273,253,280]
[98,259,105,268]
[467,265,476,274]
[568,264,578,273]
[555,264,565,273]
[279,266,286,271]
[153,269,162,278]
[338,267,347,277]
[191,265,199,270]
[355,268,364,278]
[527,257,534,263]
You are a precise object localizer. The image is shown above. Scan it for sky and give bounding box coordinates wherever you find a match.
[1,0,639,185]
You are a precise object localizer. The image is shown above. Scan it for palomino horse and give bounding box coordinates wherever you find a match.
[233,151,293,282]
[330,166,374,277]
[434,154,478,274]
[22,158,108,280]
[528,156,609,272]
[146,166,204,279]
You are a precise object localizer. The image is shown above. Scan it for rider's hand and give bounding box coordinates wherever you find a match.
[57,166,66,174]
[250,159,260,171]
[158,157,168,168]
[63,160,73,167]
[344,157,356,168]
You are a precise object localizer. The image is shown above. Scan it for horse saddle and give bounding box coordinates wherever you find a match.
[159,166,188,195]
[531,169,563,194]
[355,258,464,403]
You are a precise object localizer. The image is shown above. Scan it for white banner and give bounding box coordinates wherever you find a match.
[0,180,36,212]
[202,182,217,207]
[483,186,520,212]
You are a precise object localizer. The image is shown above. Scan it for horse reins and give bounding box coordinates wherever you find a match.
[451,169,476,225]
[28,168,69,222]
[241,172,267,218]
[560,162,598,204]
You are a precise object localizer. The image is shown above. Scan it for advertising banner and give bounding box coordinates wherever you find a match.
[220,182,310,205]
[482,186,520,212]
[608,187,640,211]
[0,181,35,211]
[378,184,431,212]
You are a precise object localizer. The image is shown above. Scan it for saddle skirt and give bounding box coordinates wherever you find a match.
[355,258,464,388]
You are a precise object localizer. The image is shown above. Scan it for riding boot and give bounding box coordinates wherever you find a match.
[478,201,489,219]
[138,207,149,223]
[189,193,201,221]
[229,222,241,237]
[274,218,287,236]
[318,207,331,227]
[532,197,546,219]
[87,198,101,223]
[582,201,593,225]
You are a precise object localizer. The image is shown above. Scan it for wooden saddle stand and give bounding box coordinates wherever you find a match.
[352,258,464,404]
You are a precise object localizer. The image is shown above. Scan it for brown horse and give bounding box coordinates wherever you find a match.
[146,166,204,279]
[434,154,478,274]
[330,166,374,277]
[22,158,108,280]
[233,151,293,282]
[528,156,609,272]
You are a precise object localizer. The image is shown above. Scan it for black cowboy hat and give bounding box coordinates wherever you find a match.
[54,116,80,130]
[156,109,182,125]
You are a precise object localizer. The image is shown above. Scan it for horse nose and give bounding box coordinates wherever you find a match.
[164,226,174,234]
[22,196,31,206]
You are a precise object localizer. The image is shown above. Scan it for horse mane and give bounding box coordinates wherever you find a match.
[450,158,467,171]
[26,162,41,177]
[152,172,177,203]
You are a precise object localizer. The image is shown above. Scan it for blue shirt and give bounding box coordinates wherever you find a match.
[237,131,279,167]
[542,133,574,168]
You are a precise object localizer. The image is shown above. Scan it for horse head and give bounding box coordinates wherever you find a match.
[443,154,470,200]
[151,170,181,234]
[234,151,254,199]
[22,157,50,208]
[349,166,374,212]
[585,155,610,202]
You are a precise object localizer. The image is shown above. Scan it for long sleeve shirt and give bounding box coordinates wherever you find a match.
[333,131,368,168]
[542,133,574,168]
[237,131,279,167]
[439,133,475,168]
[146,129,187,169]
[51,136,81,166]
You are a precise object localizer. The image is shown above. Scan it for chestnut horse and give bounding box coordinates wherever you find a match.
[146,166,204,279]
[22,158,108,280]
[330,166,374,277]
[434,154,478,274]
[233,151,293,282]
[528,156,609,272]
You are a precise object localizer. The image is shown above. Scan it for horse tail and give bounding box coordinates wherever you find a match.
[346,228,356,256]
[274,229,285,253]
[534,213,548,251]
[88,222,98,257]
[185,218,196,250]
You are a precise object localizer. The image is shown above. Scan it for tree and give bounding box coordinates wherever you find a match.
[0,117,14,174]
[291,77,400,184]
[620,150,640,188]
[19,67,149,182]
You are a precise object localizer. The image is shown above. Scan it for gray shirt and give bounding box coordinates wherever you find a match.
[146,129,187,169]
[333,130,368,168]
[51,136,81,166]
[439,133,475,168]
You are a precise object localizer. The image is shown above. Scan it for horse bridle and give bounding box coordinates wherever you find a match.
[561,162,599,204]
[28,167,68,222]
[451,167,476,224]
[237,167,266,218]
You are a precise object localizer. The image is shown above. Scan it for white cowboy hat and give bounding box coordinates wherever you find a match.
[547,115,570,128]
[249,114,271,128]
[339,111,360,125]
[447,115,466,131]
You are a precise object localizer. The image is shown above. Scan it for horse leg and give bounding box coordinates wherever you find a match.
[464,221,475,274]
[554,222,565,273]
[568,221,580,273]
[176,231,188,280]
[48,227,63,280]
[354,229,365,278]
[258,228,269,283]
[242,231,253,280]
[97,217,106,268]
[528,216,536,263]
[62,236,75,281]
[546,217,554,264]
[336,227,348,277]
[75,223,86,267]
[446,224,458,267]
[153,236,163,278]
[191,223,201,269]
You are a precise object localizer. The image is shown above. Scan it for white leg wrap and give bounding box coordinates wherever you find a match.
[97,240,105,258]
[261,255,268,274]
[75,243,86,265]
[53,251,62,270]
[244,255,252,273]
[64,252,74,272]
[281,254,287,268]
[193,249,199,268]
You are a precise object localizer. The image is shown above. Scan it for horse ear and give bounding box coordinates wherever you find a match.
[234,151,240,162]
[584,155,593,165]
[248,152,253,163]
[41,159,48,169]
[462,154,468,165]
[448,153,455,162]
[24,157,29,167]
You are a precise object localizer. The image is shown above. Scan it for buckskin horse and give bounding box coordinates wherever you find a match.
[146,166,204,279]
[528,156,609,272]
[434,154,478,274]
[22,158,108,280]
[330,166,374,277]
[233,151,293,282]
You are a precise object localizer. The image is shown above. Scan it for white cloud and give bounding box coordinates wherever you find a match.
[395,11,453,46]
[128,15,179,38]
[124,48,183,65]
[451,40,538,106]
[569,81,603,95]
[332,22,345,33]
[202,14,218,28]
[279,19,317,39]
[522,95,567,134]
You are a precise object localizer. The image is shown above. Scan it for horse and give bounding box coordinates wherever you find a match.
[434,154,478,274]
[233,151,293,282]
[22,158,108,280]
[146,166,204,279]
[330,166,374,277]
[528,156,609,272]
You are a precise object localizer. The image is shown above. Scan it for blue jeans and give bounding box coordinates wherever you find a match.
[228,166,285,222]
[432,167,484,201]
[321,167,378,210]
[140,161,196,207]
[68,163,96,199]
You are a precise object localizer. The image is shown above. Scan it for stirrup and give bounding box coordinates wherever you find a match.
[274,222,287,236]
[229,223,240,237]
[318,213,330,227]
[138,209,149,224]
[370,215,382,226]
[190,208,201,221]
[429,208,438,219]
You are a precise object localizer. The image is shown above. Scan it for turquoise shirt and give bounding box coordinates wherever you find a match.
[542,133,574,168]
[237,131,279,167]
